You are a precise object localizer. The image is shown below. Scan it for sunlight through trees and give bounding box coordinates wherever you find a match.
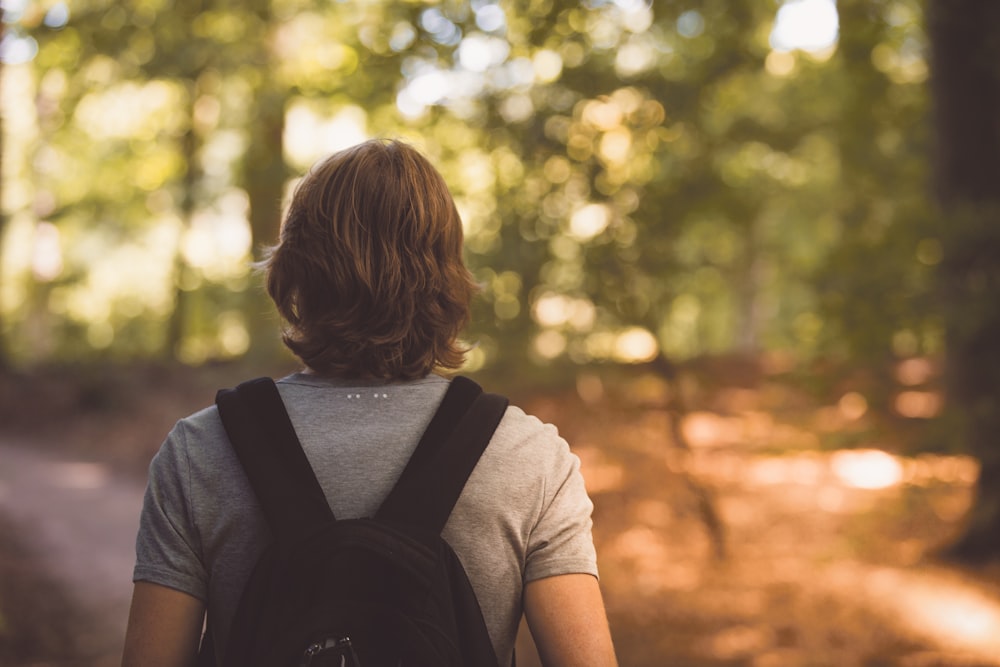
[1,0,931,375]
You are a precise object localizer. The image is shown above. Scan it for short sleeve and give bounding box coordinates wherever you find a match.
[132,420,209,601]
[523,436,598,583]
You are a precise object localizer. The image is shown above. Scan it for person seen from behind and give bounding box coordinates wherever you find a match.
[122,138,619,667]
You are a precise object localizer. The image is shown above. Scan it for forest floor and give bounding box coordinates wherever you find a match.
[1,358,1000,667]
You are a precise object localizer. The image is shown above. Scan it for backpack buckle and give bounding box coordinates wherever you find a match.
[300,636,361,667]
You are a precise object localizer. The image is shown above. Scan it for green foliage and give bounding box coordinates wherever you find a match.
[0,0,935,386]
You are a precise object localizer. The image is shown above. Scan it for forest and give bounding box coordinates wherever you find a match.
[1,0,1000,664]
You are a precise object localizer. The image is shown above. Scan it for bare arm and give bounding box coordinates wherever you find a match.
[122,581,205,667]
[523,573,618,667]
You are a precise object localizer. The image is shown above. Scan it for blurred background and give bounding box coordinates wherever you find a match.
[1,0,1000,664]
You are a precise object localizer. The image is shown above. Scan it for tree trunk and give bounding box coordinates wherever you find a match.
[825,0,899,406]
[241,79,286,361]
[235,0,287,362]
[928,0,1000,561]
[165,98,201,362]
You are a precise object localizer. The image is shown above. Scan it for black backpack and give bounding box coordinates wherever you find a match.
[205,375,508,667]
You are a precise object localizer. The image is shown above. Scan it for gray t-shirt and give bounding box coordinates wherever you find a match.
[133,373,598,664]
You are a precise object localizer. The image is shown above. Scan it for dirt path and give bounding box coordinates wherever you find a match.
[4,384,1000,667]
[0,440,144,666]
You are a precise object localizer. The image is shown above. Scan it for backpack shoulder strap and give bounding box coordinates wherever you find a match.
[215,377,334,540]
[376,376,509,534]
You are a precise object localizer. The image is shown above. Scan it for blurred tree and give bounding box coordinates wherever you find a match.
[12,0,295,362]
[225,0,286,359]
[448,0,919,376]
[0,0,941,392]
[816,0,935,405]
[452,0,787,370]
[10,0,214,362]
[928,0,1000,561]
[5,0,471,364]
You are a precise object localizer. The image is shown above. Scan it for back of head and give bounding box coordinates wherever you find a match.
[264,139,477,379]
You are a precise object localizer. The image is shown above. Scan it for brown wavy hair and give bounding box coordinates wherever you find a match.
[263,139,477,379]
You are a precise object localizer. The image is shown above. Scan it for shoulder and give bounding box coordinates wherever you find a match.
[491,405,569,460]
[151,403,244,492]
[468,403,581,498]
[175,404,226,441]
[490,405,569,455]
[163,405,228,460]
